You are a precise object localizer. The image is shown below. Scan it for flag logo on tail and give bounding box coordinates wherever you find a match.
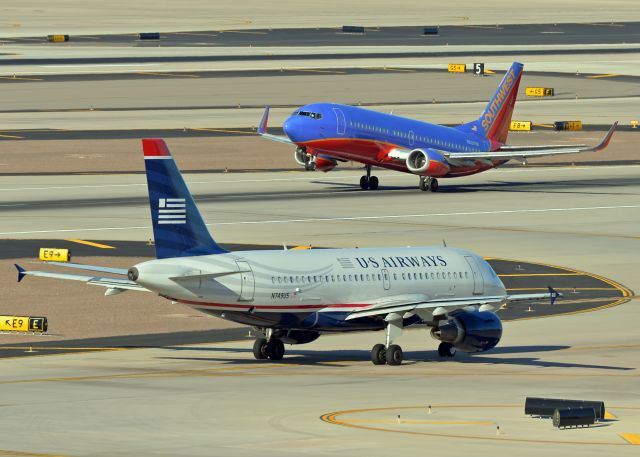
[158,198,186,224]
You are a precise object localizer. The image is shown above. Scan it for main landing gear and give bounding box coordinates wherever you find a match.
[437,342,456,358]
[360,165,379,190]
[253,329,285,361]
[419,176,439,192]
[370,314,404,365]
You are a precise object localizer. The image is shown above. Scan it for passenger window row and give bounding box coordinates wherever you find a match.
[347,121,476,151]
[271,271,469,284]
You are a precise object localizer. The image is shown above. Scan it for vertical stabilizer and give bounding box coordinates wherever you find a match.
[142,139,227,259]
[456,62,523,145]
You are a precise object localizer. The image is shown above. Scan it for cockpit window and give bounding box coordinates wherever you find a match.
[298,111,322,120]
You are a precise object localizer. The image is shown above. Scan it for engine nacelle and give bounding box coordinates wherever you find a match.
[274,329,320,345]
[406,149,450,177]
[314,156,337,172]
[294,147,308,166]
[431,309,502,353]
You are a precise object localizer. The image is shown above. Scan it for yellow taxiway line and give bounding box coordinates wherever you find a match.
[586,74,621,79]
[620,433,640,444]
[0,450,70,457]
[66,239,115,249]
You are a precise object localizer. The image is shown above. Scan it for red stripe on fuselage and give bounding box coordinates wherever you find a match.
[167,297,372,312]
[299,138,502,178]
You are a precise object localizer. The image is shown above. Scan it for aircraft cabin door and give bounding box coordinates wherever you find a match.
[236,260,255,301]
[382,269,391,290]
[464,256,485,295]
[333,108,346,135]
[409,130,415,146]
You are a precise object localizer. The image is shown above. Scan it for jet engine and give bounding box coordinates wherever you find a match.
[314,156,337,172]
[430,309,502,353]
[274,329,320,345]
[405,149,450,176]
[294,146,309,166]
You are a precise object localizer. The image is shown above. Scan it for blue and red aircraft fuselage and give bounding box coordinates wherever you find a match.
[260,62,616,192]
[282,102,507,178]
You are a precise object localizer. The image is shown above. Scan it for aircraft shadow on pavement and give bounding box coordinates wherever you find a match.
[311,177,637,195]
[157,344,634,370]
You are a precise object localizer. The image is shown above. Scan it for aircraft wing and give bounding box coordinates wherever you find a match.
[345,288,561,321]
[15,264,149,293]
[446,122,617,160]
[258,105,294,144]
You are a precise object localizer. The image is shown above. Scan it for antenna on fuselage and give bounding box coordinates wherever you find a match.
[282,242,288,251]
[442,239,447,247]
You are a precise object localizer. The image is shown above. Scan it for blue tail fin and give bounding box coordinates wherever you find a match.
[142,139,227,259]
[456,62,524,144]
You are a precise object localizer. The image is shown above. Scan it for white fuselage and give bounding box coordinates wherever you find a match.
[132,246,506,331]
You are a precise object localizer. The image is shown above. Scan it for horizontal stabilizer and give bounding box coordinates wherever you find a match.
[44,262,128,276]
[15,264,148,292]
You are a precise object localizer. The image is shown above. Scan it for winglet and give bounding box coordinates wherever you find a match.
[548,286,562,305]
[592,121,618,152]
[15,264,26,282]
[258,105,270,134]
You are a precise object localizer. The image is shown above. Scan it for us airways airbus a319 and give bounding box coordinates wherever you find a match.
[259,61,617,192]
[16,140,559,365]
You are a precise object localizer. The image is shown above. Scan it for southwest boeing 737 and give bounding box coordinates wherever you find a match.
[259,62,617,192]
[16,139,559,365]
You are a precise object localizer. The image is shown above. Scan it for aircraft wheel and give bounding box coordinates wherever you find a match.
[429,178,439,192]
[371,343,386,365]
[386,344,403,365]
[266,339,285,360]
[252,338,268,360]
[419,176,429,192]
[368,176,379,190]
[305,161,316,171]
[438,342,456,358]
[359,175,369,190]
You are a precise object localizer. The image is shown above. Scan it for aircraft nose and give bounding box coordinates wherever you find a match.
[283,116,299,141]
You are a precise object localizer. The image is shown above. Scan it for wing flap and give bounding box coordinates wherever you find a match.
[345,288,561,320]
[345,295,505,320]
[446,122,617,160]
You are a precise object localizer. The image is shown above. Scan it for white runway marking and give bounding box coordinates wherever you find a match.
[0,204,637,236]
[41,64,159,68]
[0,164,638,192]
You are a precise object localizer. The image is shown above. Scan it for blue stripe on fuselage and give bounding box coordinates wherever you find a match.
[284,103,492,153]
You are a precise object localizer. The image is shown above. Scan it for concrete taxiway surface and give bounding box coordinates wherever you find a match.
[2,0,640,37]
[6,23,640,47]
[0,301,638,457]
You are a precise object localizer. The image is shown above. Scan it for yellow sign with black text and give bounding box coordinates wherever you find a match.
[525,87,554,97]
[0,316,48,333]
[510,121,532,131]
[39,248,71,262]
[448,64,466,73]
